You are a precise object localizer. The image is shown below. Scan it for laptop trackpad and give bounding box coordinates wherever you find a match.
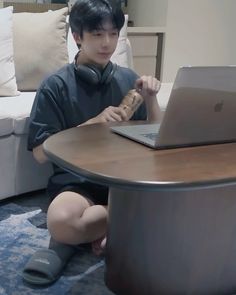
[111,124,160,141]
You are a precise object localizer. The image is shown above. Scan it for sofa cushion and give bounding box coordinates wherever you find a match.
[111,14,129,67]
[0,6,19,97]
[0,112,14,137]
[13,7,69,91]
[0,92,35,135]
[67,26,78,64]
[0,135,16,199]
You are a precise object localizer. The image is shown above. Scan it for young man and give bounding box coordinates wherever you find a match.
[23,0,161,285]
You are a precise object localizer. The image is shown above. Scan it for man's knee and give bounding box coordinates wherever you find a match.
[47,191,91,243]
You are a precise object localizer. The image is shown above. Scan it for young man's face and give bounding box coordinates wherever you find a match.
[73,20,119,68]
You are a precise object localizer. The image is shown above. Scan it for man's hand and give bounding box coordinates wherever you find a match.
[135,75,162,122]
[81,106,129,126]
[135,76,161,100]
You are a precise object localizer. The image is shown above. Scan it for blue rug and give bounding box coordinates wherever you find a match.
[0,203,114,295]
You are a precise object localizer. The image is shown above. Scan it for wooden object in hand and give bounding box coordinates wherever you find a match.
[119,89,143,120]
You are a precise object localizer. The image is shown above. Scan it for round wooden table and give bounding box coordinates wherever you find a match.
[43,122,236,295]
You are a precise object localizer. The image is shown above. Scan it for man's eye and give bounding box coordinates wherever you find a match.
[93,31,102,36]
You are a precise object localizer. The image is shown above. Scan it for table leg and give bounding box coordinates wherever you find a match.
[105,184,236,295]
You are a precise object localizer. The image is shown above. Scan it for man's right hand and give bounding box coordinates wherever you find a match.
[81,106,129,126]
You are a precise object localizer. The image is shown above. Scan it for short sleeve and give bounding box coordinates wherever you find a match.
[27,78,66,150]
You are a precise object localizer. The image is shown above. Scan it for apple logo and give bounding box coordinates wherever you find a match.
[214,100,224,112]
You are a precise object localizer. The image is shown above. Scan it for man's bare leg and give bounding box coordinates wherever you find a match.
[47,191,108,248]
[22,191,107,285]
[92,236,107,255]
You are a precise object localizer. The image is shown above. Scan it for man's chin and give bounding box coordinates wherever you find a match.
[96,54,112,66]
[95,60,110,69]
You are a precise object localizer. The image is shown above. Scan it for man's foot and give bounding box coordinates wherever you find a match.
[22,239,77,286]
[92,236,106,256]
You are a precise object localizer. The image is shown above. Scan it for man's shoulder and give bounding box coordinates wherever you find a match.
[40,63,74,89]
[114,65,139,85]
[55,63,74,76]
[115,65,136,76]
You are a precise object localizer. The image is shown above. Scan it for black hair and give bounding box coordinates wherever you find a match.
[69,0,125,38]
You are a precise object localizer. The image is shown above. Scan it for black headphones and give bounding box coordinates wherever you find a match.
[74,53,117,85]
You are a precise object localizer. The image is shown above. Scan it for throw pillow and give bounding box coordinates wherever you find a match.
[0,6,19,97]
[66,15,79,63]
[13,7,69,91]
[110,14,129,68]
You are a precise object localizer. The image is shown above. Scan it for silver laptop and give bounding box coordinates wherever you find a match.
[110,66,236,149]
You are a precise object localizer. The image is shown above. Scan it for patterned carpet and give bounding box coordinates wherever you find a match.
[0,198,114,295]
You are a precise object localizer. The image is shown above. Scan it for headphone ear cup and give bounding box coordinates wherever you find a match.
[74,61,117,85]
[100,62,117,84]
[75,64,102,85]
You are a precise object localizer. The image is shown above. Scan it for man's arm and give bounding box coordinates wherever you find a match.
[135,76,162,122]
[78,106,129,126]
[144,95,162,122]
[33,106,129,164]
[33,144,48,164]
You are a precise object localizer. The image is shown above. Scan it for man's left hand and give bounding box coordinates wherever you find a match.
[135,76,161,100]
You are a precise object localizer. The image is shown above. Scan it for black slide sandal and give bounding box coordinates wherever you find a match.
[22,248,66,285]
[22,242,77,286]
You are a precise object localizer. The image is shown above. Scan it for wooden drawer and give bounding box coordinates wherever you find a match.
[128,34,158,56]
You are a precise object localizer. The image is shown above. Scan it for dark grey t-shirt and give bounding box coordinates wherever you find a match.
[28,63,147,203]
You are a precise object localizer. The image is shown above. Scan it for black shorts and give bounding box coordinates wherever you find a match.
[47,171,109,205]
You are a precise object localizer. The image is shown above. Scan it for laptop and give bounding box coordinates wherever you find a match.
[110,66,236,149]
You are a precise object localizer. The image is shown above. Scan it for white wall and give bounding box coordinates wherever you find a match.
[127,0,236,82]
[162,0,236,82]
[127,0,168,27]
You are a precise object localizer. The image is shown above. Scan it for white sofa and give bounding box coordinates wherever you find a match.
[0,6,172,201]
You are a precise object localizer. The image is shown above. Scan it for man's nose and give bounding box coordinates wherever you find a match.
[102,33,110,46]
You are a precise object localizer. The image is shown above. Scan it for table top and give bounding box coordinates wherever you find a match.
[43,122,236,190]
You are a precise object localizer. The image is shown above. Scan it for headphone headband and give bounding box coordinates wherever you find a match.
[74,53,117,85]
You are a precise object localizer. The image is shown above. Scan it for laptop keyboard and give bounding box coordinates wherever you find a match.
[141,132,158,141]
[141,124,160,141]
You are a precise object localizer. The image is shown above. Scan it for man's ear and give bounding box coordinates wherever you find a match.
[72,32,81,46]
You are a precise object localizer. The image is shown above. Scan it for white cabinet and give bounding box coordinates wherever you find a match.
[127,27,165,80]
